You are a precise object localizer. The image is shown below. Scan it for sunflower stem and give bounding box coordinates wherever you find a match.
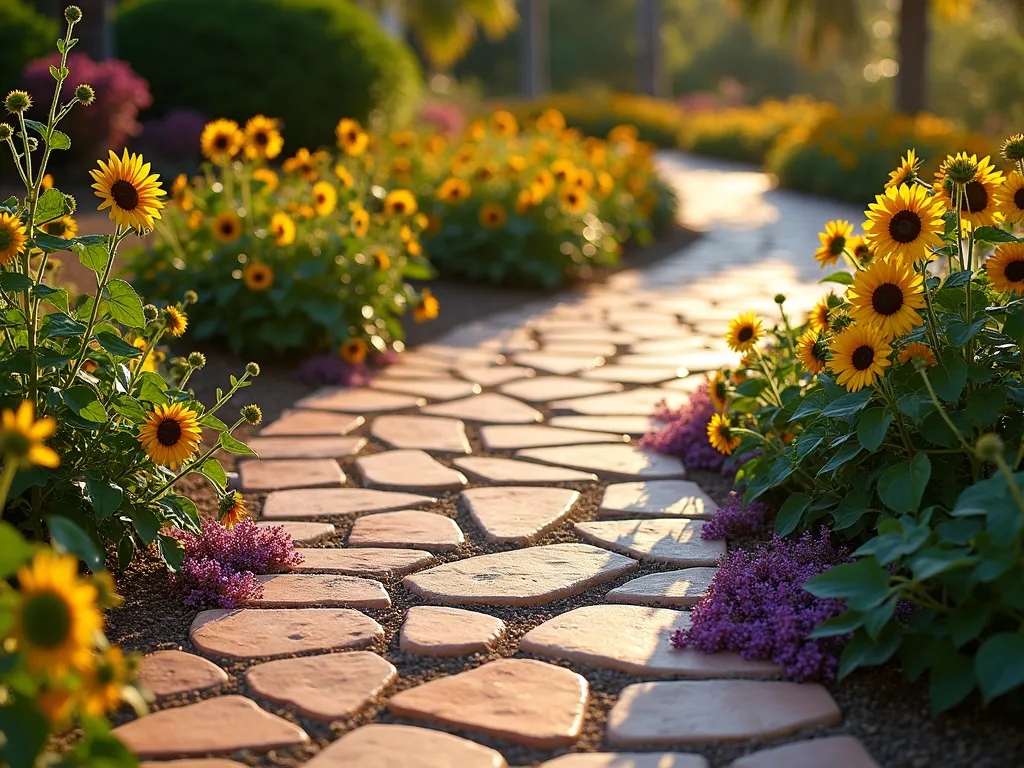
[0,461,18,518]
[919,367,972,454]
[880,378,916,458]
[126,325,168,396]
[920,262,944,357]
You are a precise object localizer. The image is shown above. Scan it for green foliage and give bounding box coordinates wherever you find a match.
[116,0,422,149]
[0,0,57,93]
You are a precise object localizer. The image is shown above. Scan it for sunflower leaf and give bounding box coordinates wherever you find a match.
[819,271,853,286]
[33,188,70,225]
[219,433,256,456]
[973,226,1018,244]
[103,278,145,328]
[46,515,103,571]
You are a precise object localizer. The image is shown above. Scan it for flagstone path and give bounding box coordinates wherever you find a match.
[123,155,880,766]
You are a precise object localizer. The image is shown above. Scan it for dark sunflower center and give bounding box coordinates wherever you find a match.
[852,345,875,371]
[871,282,904,316]
[346,130,358,143]
[110,179,139,211]
[829,235,846,256]
[0,228,11,250]
[393,202,406,213]
[1004,259,1024,283]
[817,307,831,329]
[214,135,229,150]
[156,418,183,446]
[1014,188,1024,211]
[46,221,67,236]
[220,221,234,235]
[888,210,922,243]
[962,180,988,212]
[316,193,326,204]
[23,592,70,648]
[737,326,754,343]
[255,131,269,146]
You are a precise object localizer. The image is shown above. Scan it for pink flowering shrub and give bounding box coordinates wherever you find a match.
[672,528,851,681]
[640,382,724,471]
[701,492,771,540]
[170,519,303,608]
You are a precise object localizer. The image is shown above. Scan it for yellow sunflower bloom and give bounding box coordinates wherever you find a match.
[847,234,875,265]
[334,165,354,189]
[213,211,242,243]
[243,262,274,291]
[218,491,249,529]
[252,168,279,193]
[808,293,840,333]
[551,159,578,185]
[312,181,337,216]
[163,306,188,338]
[336,118,369,156]
[0,211,28,264]
[0,400,59,468]
[374,249,391,270]
[414,288,440,323]
[797,329,829,375]
[438,177,471,203]
[898,342,937,367]
[90,149,166,231]
[707,413,742,455]
[559,186,588,214]
[725,312,764,353]
[863,183,945,265]
[515,188,536,214]
[81,646,133,717]
[846,257,925,340]
[283,148,324,182]
[41,215,78,240]
[384,189,417,216]
[269,212,295,246]
[829,323,893,392]
[138,402,202,469]
[934,153,1004,229]
[340,337,369,365]
[885,149,922,189]
[242,115,283,160]
[479,202,507,229]
[489,110,518,138]
[350,205,370,238]
[994,172,1024,226]
[985,241,1024,295]
[170,173,193,210]
[200,119,243,165]
[813,219,853,268]
[707,370,729,412]
[536,108,566,134]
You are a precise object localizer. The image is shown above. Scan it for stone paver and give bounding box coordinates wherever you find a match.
[731,736,880,768]
[246,436,367,459]
[245,651,397,721]
[306,724,508,767]
[348,509,464,552]
[661,374,707,393]
[370,414,471,453]
[518,444,685,480]
[606,680,842,746]
[421,393,543,424]
[457,365,536,387]
[542,754,709,768]
[404,543,637,606]
[548,414,667,436]
[255,520,336,544]
[238,459,344,492]
[462,486,579,544]
[606,568,718,608]
[480,424,626,450]
[379,364,453,379]
[190,608,383,659]
[387,658,588,748]
[261,488,434,520]
[575,519,725,567]
[296,387,424,413]
[520,605,779,677]
[291,547,434,578]
[259,409,364,437]
[371,377,481,401]
[600,480,718,519]
[140,761,248,768]
[112,696,309,758]
[543,341,618,357]
[137,650,228,700]
[499,376,621,403]
[513,352,605,375]
[400,605,507,656]
[581,365,684,384]
[454,456,597,484]
[550,388,688,416]
[251,573,391,609]
[356,450,468,492]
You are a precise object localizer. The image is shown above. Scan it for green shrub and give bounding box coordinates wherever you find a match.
[116,0,421,149]
[0,0,57,92]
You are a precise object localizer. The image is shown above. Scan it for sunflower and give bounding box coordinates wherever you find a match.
[808,293,840,333]
[898,342,937,367]
[213,211,242,243]
[138,401,202,469]
[243,262,274,291]
[374,249,391,270]
[407,239,422,256]
[438,177,470,203]
[847,234,875,265]
[131,337,162,374]
[797,329,829,375]
[813,219,853,268]
[81,646,132,717]
[312,181,337,216]
[846,257,924,340]
[551,159,578,185]
[0,211,28,263]
[90,149,166,231]
[163,306,188,338]
[725,312,764,353]
[934,153,1004,228]
[0,400,59,468]
[384,189,417,216]
[170,173,193,210]
[334,165,354,189]
[559,186,588,214]
[200,119,243,165]
[414,288,440,323]
[515,188,536,214]
[348,205,369,239]
[531,168,555,198]
[390,130,417,149]
[340,337,369,365]
[829,323,893,392]
[985,241,1024,295]
[707,370,729,412]
[609,124,639,144]
[536,108,566,134]
[13,550,101,675]
[242,115,283,161]
[269,212,295,246]
[863,183,945,265]
[41,215,78,240]
[707,413,742,455]
[479,202,507,229]
[490,110,518,138]
[219,491,249,529]
[283,148,324,182]
[885,149,922,189]
[335,118,368,156]
[994,171,1024,226]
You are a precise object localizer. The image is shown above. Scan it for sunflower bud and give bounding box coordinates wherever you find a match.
[143,304,159,323]
[829,311,853,332]
[26,137,38,151]
[245,362,260,377]
[183,290,198,306]
[0,123,12,141]
[64,5,82,22]
[241,404,263,425]
[74,83,95,106]
[1001,134,1024,164]
[975,433,1004,462]
[4,90,31,114]
[63,193,76,214]
[774,293,786,305]
[187,351,206,368]
[942,153,979,185]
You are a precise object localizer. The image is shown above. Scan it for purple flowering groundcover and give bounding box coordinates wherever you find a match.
[640,381,725,471]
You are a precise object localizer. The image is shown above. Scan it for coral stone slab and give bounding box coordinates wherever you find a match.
[348,509,464,552]
[458,365,536,387]
[548,415,666,436]
[112,695,309,758]
[513,352,605,375]
[542,754,708,768]
[454,456,597,484]
[189,608,382,659]
[293,547,433,578]
[400,605,507,656]
[261,488,435,520]
[305,724,508,768]
[250,574,391,609]
[403,543,638,606]
[518,444,685,480]
[370,414,470,453]
[246,436,367,459]
[238,459,344,492]
[387,658,588,748]
[499,376,621,403]
[575,519,724,567]
[421,393,543,424]
[600,480,718,519]
[296,387,424,413]
[462,486,580,544]
[356,450,468,492]
[606,568,718,608]
[245,651,397,722]
[137,650,228,700]
[480,425,626,450]
[606,680,842,746]
[255,521,335,544]
[731,736,880,768]
[550,388,688,416]
[370,377,481,401]
[259,410,363,437]
[520,605,779,677]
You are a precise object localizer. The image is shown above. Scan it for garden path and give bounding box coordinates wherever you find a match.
[117,154,878,767]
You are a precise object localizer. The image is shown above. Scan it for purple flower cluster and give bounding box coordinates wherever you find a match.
[640,382,724,471]
[170,519,303,608]
[296,350,398,387]
[137,108,207,162]
[701,492,771,540]
[673,528,851,681]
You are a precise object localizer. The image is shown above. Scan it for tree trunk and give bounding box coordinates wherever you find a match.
[895,0,928,114]
[519,0,549,98]
[636,0,668,98]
